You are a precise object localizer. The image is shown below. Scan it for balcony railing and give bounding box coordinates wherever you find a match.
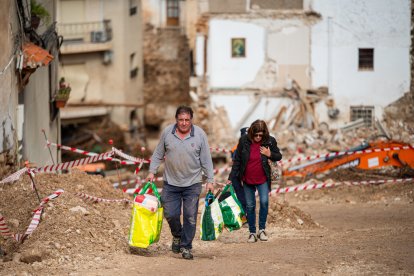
[58,20,113,54]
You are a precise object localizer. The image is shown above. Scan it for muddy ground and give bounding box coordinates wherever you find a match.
[1,169,413,275]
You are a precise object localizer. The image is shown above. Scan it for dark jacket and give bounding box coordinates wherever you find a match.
[229,134,282,189]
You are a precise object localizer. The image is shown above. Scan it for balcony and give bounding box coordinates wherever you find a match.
[58,20,113,54]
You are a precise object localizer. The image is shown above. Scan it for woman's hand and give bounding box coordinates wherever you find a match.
[260,146,271,157]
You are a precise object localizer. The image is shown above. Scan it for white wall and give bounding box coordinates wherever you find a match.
[208,19,265,88]
[311,0,410,118]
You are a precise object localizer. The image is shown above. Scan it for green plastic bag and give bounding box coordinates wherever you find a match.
[219,184,245,231]
[128,182,163,248]
[200,192,223,241]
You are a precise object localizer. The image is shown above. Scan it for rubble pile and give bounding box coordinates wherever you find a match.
[61,117,127,160]
[273,91,413,174]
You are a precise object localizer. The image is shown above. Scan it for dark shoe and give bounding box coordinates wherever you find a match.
[181,248,193,260]
[172,237,181,253]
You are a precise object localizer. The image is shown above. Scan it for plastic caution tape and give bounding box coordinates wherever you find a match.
[0,189,64,242]
[269,178,413,195]
[31,151,114,174]
[0,168,28,184]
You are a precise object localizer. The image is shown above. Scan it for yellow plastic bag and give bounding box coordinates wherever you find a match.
[128,182,163,248]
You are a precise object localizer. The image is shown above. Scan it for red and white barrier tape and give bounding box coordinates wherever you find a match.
[0,215,13,238]
[113,177,141,188]
[112,147,149,164]
[47,140,96,156]
[36,189,65,211]
[0,189,64,242]
[270,178,413,195]
[46,141,148,166]
[210,144,414,169]
[31,151,114,174]
[112,176,164,188]
[210,147,232,154]
[279,145,414,166]
[0,168,28,184]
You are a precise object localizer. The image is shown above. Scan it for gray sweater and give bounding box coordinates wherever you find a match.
[149,124,214,187]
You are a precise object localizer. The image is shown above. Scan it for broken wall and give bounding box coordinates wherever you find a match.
[208,16,312,91]
[143,25,191,126]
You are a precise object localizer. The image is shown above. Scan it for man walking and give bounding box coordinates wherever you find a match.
[146,106,214,260]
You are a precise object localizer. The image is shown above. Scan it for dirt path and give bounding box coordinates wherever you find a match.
[53,201,414,276]
[1,174,413,275]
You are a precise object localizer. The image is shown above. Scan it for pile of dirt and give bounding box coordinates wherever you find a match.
[0,170,131,266]
[0,169,319,268]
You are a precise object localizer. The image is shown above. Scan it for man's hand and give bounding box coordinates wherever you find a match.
[146,173,155,183]
[226,179,232,185]
[205,182,214,192]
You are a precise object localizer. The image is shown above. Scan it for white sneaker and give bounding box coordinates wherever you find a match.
[248,233,257,243]
[258,229,268,241]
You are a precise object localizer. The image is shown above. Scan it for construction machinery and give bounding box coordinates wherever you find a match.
[283,139,414,178]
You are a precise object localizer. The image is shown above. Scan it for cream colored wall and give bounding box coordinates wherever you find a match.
[103,0,143,127]
[23,67,60,166]
[58,0,144,128]
[267,25,310,88]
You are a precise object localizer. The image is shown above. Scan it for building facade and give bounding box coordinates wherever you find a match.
[0,0,60,173]
[57,0,144,129]
[310,0,410,125]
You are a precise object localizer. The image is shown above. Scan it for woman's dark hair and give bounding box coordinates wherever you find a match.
[247,120,270,142]
[175,105,193,119]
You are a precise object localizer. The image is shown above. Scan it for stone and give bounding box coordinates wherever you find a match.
[20,248,43,264]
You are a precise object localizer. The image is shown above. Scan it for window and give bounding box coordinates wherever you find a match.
[350,106,374,127]
[231,38,246,58]
[358,48,374,71]
[129,0,137,16]
[130,53,138,78]
[167,0,179,26]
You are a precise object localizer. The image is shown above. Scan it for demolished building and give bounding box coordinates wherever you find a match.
[188,0,411,151]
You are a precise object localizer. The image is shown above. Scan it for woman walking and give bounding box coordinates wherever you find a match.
[228,120,282,242]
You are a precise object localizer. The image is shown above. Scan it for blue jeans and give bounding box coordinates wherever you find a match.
[231,176,247,214]
[161,182,202,249]
[243,182,269,234]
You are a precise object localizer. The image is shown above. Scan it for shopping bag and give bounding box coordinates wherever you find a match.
[128,182,163,248]
[269,160,281,182]
[218,184,245,231]
[200,192,223,241]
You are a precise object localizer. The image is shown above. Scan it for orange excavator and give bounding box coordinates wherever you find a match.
[283,139,414,178]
